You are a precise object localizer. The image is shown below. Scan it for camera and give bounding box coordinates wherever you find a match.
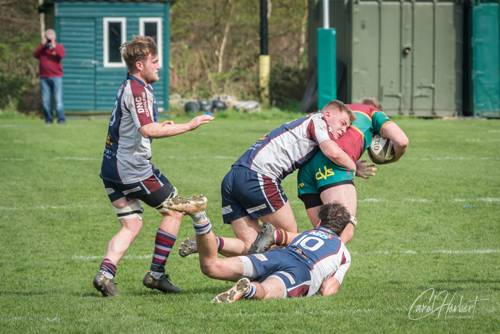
[47,38,52,43]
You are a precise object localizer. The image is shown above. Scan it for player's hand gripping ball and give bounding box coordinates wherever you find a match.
[368,135,395,164]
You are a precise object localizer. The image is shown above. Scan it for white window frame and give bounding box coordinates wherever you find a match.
[103,17,126,68]
[139,18,163,67]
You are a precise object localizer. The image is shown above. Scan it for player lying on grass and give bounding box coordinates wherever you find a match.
[165,195,351,303]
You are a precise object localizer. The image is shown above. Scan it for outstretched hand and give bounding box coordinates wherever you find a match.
[355,159,376,179]
[188,114,215,130]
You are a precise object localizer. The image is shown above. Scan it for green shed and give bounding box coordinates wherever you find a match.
[39,0,175,112]
[308,0,466,117]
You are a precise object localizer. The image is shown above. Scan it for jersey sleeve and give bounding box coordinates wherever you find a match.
[371,110,393,136]
[307,115,334,145]
[332,248,351,285]
[124,81,154,129]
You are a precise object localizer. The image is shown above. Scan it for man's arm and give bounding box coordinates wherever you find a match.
[55,43,66,59]
[320,249,351,296]
[319,276,341,296]
[139,114,214,139]
[319,140,357,171]
[381,122,409,163]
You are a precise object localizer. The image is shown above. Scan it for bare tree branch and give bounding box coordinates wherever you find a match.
[217,0,233,73]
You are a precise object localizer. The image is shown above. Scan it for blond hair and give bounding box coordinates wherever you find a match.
[358,97,383,111]
[322,100,356,122]
[120,35,158,73]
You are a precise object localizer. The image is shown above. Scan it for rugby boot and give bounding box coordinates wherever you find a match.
[93,270,120,297]
[164,195,207,217]
[143,271,180,294]
[248,222,276,254]
[211,278,251,303]
[179,235,198,257]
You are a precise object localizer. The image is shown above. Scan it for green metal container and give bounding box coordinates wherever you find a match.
[309,0,465,117]
[470,0,500,118]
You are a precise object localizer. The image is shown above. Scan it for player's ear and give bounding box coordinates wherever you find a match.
[316,219,322,228]
[135,60,144,71]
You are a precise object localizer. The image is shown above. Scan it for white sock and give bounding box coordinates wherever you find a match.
[191,211,207,224]
[150,271,164,280]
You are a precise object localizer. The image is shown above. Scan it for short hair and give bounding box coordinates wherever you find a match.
[120,35,158,73]
[358,97,383,111]
[45,29,56,38]
[322,100,356,122]
[317,202,351,236]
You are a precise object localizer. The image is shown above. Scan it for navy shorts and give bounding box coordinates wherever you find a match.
[220,166,287,224]
[248,248,311,298]
[102,168,176,208]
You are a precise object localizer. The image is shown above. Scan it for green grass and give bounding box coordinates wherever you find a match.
[0,114,499,333]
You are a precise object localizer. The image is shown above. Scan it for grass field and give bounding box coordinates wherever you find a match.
[0,113,499,333]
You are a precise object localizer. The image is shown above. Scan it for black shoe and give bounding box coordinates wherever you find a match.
[143,271,180,294]
[93,270,120,297]
[249,223,276,254]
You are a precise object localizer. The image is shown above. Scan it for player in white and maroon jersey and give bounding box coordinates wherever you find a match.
[166,197,351,302]
[93,35,214,297]
[176,101,356,259]
[214,101,356,256]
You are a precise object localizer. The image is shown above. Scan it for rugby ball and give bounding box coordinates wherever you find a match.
[368,135,394,164]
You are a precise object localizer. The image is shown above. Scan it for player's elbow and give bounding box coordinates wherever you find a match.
[397,135,409,151]
[138,126,158,139]
[323,147,343,162]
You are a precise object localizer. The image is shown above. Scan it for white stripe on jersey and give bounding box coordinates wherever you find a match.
[308,243,351,296]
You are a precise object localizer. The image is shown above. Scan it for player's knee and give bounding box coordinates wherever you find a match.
[199,262,217,278]
[156,186,179,214]
[113,201,144,221]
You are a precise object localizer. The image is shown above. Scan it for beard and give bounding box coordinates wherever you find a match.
[142,69,159,84]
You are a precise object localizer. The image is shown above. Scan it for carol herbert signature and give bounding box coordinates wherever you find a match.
[408,288,488,320]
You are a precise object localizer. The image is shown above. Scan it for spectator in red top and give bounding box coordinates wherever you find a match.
[33,29,66,124]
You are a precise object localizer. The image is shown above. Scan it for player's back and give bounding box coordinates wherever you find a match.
[232,113,333,181]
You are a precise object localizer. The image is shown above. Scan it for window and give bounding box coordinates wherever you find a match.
[104,18,126,68]
[139,18,162,67]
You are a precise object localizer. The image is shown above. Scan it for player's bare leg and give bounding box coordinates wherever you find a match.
[320,184,357,244]
[104,198,143,265]
[94,197,142,297]
[211,276,285,303]
[254,277,286,299]
[178,217,258,258]
[165,195,243,280]
[260,201,298,233]
[179,201,299,258]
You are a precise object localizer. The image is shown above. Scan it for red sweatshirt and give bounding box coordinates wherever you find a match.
[33,43,65,78]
